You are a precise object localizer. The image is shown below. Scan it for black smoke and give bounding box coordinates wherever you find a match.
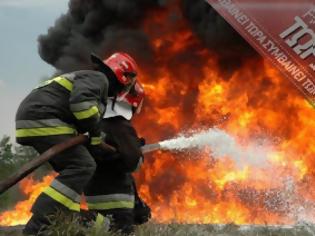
[38,0,165,73]
[181,0,257,79]
[38,0,257,75]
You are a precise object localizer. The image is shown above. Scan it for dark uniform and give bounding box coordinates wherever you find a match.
[15,70,109,235]
[84,116,151,234]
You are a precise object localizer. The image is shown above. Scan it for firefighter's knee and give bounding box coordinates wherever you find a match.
[82,158,97,177]
[72,157,96,180]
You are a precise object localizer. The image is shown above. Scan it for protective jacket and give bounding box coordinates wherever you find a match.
[20,70,109,235]
[15,70,108,145]
[84,116,150,234]
[99,116,143,172]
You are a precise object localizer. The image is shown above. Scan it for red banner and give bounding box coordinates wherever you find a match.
[206,0,315,106]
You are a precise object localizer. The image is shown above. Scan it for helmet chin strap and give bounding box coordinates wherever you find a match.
[111,95,117,111]
[110,92,126,113]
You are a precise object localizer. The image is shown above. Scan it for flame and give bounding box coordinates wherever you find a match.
[2,2,315,227]
[0,175,56,226]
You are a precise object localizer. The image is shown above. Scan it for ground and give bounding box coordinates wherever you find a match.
[1,223,315,236]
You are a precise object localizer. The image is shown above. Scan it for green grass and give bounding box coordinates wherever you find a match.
[1,214,315,236]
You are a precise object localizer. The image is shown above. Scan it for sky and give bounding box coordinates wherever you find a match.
[0,0,68,140]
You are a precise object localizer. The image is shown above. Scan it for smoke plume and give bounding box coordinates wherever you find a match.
[181,0,257,78]
[38,0,165,72]
[38,0,257,75]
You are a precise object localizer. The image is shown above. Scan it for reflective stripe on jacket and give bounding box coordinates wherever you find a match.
[16,119,77,137]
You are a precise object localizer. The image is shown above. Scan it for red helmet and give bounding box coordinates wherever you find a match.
[91,52,138,100]
[91,52,138,85]
[121,81,145,114]
[104,52,138,85]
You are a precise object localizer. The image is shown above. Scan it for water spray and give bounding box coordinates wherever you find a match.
[145,128,272,166]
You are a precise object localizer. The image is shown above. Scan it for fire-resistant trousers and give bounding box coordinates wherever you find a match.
[84,165,135,234]
[23,135,96,235]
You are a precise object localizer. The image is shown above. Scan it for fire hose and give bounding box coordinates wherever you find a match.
[0,134,161,195]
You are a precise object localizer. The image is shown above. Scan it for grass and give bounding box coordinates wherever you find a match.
[1,214,315,236]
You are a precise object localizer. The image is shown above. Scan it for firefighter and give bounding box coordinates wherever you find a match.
[83,81,151,235]
[16,52,139,235]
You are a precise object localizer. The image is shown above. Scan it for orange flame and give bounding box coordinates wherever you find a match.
[133,2,315,225]
[0,175,55,226]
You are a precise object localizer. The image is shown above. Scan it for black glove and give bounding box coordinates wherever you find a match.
[134,195,151,225]
[138,137,146,146]
[132,178,151,225]
[88,144,107,159]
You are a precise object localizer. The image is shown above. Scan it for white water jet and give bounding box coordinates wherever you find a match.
[159,128,272,166]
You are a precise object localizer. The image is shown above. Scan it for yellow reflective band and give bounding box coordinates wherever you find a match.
[16,126,76,138]
[87,201,134,210]
[54,77,73,91]
[73,106,99,120]
[90,137,101,145]
[43,186,80,211]
[35,76,73,91]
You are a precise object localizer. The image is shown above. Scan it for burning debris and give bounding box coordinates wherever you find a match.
[1,0,315,229]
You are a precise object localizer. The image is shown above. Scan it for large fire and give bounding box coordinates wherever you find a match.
[1,1,315,227]
[133,2,315,225]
